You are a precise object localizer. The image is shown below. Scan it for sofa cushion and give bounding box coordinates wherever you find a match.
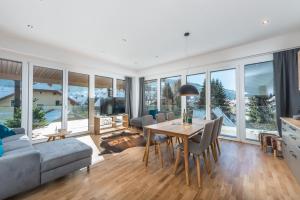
[0,124,15,139]
[3,139,32,152]
[34,138,92,172]
[2,134,29,143]
[3,146,35,157]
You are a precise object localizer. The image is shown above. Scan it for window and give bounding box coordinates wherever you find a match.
[160,76,181,117]
[68,72,89,133]
[32,66,63,140]
[144,79,157,114]
[0,59,22,128]
[186,73,206,119]
[116,79,125,98]
[210,69,237,137]
[244,61,276,141]
[95,76,113,115]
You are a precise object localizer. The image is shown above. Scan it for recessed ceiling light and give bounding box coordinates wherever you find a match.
[122,38,127,42]
[155,56,159,58]
[262,19,270,25]
[134,61,138,64]
[27,24,34,29]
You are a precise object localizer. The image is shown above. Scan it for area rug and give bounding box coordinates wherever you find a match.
[99,130,146,155]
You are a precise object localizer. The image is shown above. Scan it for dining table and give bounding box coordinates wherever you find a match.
[143,118,210,185]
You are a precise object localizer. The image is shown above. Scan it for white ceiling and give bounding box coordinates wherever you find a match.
[0,0,300,69]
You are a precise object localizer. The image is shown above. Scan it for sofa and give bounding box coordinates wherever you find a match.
[0,128,92,199]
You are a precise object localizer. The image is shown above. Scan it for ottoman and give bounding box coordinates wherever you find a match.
[34,138,92,184]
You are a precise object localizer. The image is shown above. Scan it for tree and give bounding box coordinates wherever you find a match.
[4,107,21,128]
[247,95,275,124]
[198,79,231,117]
[32,106,48,129]
[162,82,173,106]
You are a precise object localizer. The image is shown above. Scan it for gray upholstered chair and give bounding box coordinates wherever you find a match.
[174,121,215,187]
[142,115,172,167]
[215,116,223,156]
[155,113,166,123]
[166,112,175,121]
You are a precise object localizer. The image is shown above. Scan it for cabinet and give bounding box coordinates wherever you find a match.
[281,118,300,183]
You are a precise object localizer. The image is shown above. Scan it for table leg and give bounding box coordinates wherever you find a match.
[145,129,151,167]
[183,136,190,185]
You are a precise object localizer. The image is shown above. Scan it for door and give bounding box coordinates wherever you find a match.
[209,68,237,138]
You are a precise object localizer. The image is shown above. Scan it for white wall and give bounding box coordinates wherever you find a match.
[139,29,300,78]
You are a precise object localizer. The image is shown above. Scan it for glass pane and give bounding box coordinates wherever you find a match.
[95,76,113,115]
[160,76,181,117]
[186,73,206,119]
[210,69,237,137]
[68,72,89,133]
[144,80,157,114]
[32,66,63,140]
[0,59,22,128]
[116,79,125,98]
[245,61,276,141]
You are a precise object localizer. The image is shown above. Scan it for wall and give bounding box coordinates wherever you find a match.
[139,29,300,78]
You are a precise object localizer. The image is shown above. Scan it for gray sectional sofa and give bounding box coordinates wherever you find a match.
[0,128,92,199]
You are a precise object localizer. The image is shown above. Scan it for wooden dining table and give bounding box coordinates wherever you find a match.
[144,118,210,185]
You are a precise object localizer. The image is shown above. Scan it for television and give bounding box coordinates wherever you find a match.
[99,97,125,115]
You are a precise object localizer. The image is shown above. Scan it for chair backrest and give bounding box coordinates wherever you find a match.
[142,115,155,138]
[156,113,166,123]
[166,112,175,121]
[211,118,220,144]
[199,121,215,152]
[217,116,223,137]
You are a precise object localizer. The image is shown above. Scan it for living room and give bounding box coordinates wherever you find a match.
[1,0,300,200]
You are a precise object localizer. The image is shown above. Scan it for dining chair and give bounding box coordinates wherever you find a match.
[174,121,215,187]
[166,112,175,121]
[209,118,221,162]
[156,113,166,123]
[142,115,172,167]
[215,116,223,156]
[155,112,175,159]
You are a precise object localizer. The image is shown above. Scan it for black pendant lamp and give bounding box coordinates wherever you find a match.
[179,84,199,96]
[178,32,199,96]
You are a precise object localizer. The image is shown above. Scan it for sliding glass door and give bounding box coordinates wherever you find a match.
[0,59,22,128]
[186,73,206,119]
[94,76,113,116]
[32,66,63,140]
[244,61,276,141]
[160,76,181,117]
[210,69,237,138]
[68,72,89,133]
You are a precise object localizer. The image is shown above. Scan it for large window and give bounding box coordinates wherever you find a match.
[68,72,89,133]
[95,76,113,115]
[116,79,125,98]
[244,61,276,141]
[186,73,206,119]
[210,69,237,137]
[144,79,157,114]
[32,66,63,140]
[0,59,22,128]
[160,76,181,117]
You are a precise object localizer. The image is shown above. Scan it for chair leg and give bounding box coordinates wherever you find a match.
[170,138,175,159]
[216,139,221,155]
[206,148,211,165]
[196,155,202,188]
[143,146,147,162]
[87,165,90,173]
[211,144,218,162]
[174,149,181,174]
[203,151,211,174]
[157,143,164,168]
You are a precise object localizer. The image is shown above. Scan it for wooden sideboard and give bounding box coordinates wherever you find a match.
[94,114,129,134]
[281,117,300,183]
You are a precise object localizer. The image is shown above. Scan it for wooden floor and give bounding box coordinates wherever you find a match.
[13,140,300,200]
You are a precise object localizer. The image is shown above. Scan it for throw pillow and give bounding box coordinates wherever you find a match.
[0,144,3,157]
[0,124,16,139]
